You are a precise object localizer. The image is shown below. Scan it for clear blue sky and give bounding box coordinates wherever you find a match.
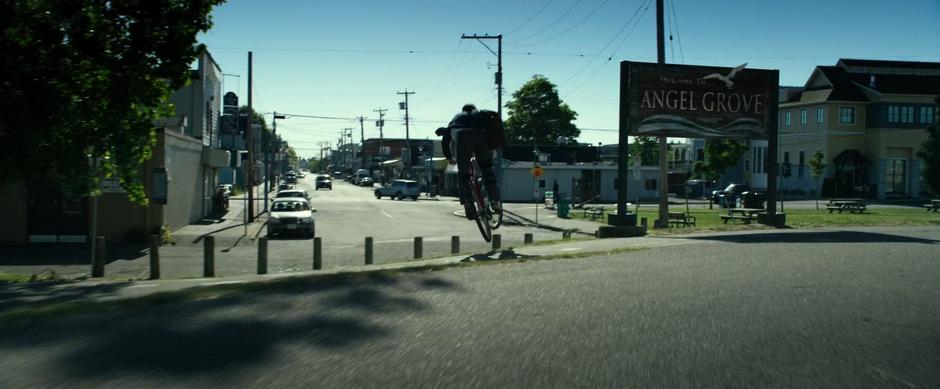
[197,0,940,159]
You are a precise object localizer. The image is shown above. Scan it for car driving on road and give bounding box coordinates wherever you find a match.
[267,198,315,238]
[315,175,332,190]
[711,183,750,204]
[375,179,420,201]
[275,189,310,201]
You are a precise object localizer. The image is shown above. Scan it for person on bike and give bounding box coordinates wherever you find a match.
[435,104,501,219]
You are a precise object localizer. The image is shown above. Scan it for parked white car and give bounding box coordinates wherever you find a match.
[268,198,315,238]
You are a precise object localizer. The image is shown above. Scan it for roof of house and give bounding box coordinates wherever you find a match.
[847,72,940,95]
[815,66,869,102]
[837,58,940,70]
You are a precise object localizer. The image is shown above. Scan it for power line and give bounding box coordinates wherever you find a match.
[669,0,685,63]
[506,0,556,35]
[559,0,652,86]
[511,0,586,44]
[512,0,612,47]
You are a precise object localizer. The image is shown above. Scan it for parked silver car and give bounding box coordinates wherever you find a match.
[375,179,420,201]
[267,198,315,238]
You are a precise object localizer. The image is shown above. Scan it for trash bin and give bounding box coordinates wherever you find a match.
[557,197,571,218]
[741,191,766,209]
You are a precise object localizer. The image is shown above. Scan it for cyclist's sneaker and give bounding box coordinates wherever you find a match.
[463,203,478,220]
[490,201,502,213]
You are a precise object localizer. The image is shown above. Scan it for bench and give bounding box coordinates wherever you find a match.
[925,200,940,212]
[667,212,696,227]
[583,206,605,220]
[826,199,866,214]
[720,214,754,224]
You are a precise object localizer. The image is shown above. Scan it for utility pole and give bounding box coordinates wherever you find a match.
[461,34,503,198]
[266,112,286,210]
[246,51,254,222]
[397,90,415,176]
[357,116,366,169]
[373,108,387,179]
[655,0,669,229]
[341,128,354,170]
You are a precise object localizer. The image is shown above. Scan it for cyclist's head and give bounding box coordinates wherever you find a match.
[462,104,476,113]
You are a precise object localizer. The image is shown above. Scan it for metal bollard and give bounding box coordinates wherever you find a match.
[313,237,322,270]
[257,237,268,274]
[492,234,501,250]
[451,236,460,254]
[203,236,215,277]
[149,234,160,280]
[562,231,572,240]
[92,236,106,277]
[414,237,423,259]
[365,237,373,265]
[524,233,533,244]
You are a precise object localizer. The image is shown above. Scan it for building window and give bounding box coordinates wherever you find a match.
[644,179,657,191]
[753,147,766,174]
[800,109,807,126]
[888,105,900,123]
[900,106,914,123]
[921,107,936,124]
[798,151,805,178]
[785,111,791,127]
[885,159,907,195]
[745,159,750,172]
[816,107,824,124]
[839,107,855,124]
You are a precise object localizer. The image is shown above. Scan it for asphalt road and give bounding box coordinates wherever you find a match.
[2,226,938,388]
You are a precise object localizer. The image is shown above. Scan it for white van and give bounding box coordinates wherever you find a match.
[353,169,370,185]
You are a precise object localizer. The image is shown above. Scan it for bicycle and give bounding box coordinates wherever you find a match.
[466,154,502,242]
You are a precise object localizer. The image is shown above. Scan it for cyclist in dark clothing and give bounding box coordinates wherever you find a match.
[435,104,500,219]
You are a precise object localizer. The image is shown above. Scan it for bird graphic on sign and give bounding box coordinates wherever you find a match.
[701,63,748,89]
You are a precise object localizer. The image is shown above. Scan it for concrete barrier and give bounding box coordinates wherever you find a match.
[92,236,105,278]
[313,237,322,270]
[149,234,160,280]
[414,237,423,259]
[258,237,268,274]
[204,236,215,277]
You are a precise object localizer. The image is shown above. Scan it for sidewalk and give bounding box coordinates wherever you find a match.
[170,183,271,247]
[0,233,699,311]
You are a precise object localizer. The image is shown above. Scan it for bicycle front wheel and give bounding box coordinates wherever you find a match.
[470,180,492,242]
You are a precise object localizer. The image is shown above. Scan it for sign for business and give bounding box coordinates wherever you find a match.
[622,61,777,139]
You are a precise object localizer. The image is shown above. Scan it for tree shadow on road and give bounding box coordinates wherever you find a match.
[683,230,939,245]
[0,270,461,381]
[0,243,148,266]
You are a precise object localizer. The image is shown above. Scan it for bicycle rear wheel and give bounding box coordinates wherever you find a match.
[469,179,492,242]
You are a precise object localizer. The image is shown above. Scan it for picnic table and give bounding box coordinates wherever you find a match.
[582,206,605,220]
[667,212,696,227]
[826,198,866,214]
[925,199,940,212]
[720,208,762,224]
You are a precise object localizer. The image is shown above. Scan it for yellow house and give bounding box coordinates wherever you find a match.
[772,59,938,199]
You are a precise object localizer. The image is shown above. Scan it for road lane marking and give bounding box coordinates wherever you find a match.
[381,210,393,218]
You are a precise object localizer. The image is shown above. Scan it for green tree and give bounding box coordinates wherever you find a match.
[629,136,660,165]
[917,97,940,197]
[693,139,749,184]
[0,0,225,204]
[807,151,828,210]
[504,75,579,144]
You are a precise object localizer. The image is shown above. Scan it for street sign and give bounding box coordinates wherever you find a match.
[622,61,776,139]
[531,166,544,178]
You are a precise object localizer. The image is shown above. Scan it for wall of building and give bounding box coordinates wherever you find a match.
[162,130,206,229]
[497,164,658,203]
